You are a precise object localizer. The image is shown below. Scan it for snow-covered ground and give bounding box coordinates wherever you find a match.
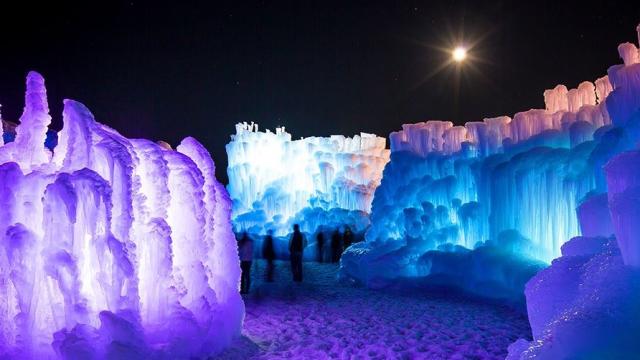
[216,260,531,359]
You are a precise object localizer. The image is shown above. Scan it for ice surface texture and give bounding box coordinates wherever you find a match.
[507,234,640,357]
[226,122,389,235]
[0,72,243,359]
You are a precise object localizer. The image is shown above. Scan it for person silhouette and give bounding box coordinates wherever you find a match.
[331,228,343,263]
[343,226,354,249]
[238,232,254,294]
[316,229,325,263]
[263,229,276,282]
[289,224,306,282]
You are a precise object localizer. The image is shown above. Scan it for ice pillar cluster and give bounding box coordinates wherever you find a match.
[0,72,243,359]
[341,24,640,296]
[226,122,390,234]
[507,131,640,359]
[366,87,610,264]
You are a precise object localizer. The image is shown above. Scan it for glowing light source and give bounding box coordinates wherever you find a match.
[452,46,467,62]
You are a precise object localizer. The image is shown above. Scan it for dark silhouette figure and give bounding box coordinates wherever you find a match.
[238,232,254,294]
[343,226,354,250]
[289,224,306,282]
[331,229,343,263]
[316,231,325,263]
[262,230,276,282]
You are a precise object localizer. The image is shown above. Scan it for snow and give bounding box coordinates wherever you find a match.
[226,122,389,235]
[0,72,243,359]
[218,260,531,359]
[340,235,546,306]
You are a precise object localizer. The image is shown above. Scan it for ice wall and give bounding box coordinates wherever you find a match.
[507,26,640,358]
[367,87,604,264]
[507,149,640,358]
[226,122,389,234]
[0,72,243,359]
[342,24,640,290]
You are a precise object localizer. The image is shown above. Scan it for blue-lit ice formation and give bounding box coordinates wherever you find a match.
[341,24,640,305]
[507,143,640,358]
[226,122,390,235]
[0,72,243,359]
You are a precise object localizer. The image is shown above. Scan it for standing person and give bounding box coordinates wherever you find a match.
[331,228,343,263]
[343,226,354,250]
[262,229,276,282]
[238,232,254,294]
[289,224,306,282]
[316,229,325,263]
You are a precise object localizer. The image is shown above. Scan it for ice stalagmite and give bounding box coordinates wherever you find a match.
[12,72,53,168]
[0,72,243,359]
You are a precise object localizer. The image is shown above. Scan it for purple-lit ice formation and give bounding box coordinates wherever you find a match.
[226,122,390,235]
[0,72,243,359]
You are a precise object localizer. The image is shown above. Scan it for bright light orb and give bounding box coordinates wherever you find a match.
[452,46,467,62]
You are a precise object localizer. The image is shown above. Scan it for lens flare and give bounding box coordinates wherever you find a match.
[452,46,467,62]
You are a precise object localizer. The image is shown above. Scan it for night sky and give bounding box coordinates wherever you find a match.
[0,1,638,183]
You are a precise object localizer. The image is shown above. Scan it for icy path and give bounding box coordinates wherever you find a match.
[216,260,531,359]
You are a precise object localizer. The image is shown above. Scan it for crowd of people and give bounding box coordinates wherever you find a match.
[236,225,356,294]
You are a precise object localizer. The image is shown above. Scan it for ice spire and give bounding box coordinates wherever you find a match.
[617,42,639,66]
[52,99,96,171]
[12,71,52,169]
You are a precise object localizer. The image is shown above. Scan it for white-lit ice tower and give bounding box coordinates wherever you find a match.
[226,122,390,235]
[0,72,243,359]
